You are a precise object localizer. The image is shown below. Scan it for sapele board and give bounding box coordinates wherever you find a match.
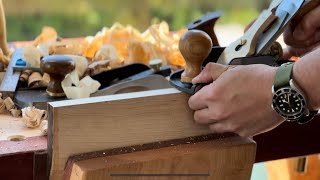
[67,136,256,180]
[48,88,216,179]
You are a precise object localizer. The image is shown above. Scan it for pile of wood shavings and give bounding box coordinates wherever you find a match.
[0,93,48,135]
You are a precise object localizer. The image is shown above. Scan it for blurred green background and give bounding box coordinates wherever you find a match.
[3,0,269,41]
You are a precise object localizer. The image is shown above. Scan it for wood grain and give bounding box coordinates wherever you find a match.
[266,154,320,180]
[67,136,256,180]
[48,88,215,179]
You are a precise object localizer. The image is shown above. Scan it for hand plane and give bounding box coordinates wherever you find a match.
[0,48,172,109]
[170,0,320,94]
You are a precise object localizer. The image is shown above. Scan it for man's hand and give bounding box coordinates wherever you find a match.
[188,63,285,137]
[283,4,320,59]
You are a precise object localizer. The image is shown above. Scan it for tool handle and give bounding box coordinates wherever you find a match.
[291,0,320,25]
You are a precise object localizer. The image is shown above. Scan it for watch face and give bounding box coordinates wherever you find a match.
[272,87,306,121]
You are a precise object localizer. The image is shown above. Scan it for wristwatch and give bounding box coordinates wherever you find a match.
[271,62,317,124]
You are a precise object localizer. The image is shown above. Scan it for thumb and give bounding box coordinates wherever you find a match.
[192,63,228,84]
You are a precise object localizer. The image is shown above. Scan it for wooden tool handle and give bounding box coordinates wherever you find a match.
[179,30,212,83]
[291,0,320,26]
[41,55,75,97]
[0,0,9,58]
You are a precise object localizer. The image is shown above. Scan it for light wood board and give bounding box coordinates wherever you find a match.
[67,136,256,180]
[0,113,42,141]
[266,154,320,180]
[48,88,216,180]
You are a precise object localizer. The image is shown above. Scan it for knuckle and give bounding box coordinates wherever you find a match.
[193,112,202,123]
[211,106,230,121]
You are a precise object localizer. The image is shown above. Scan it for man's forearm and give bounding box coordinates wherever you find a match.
[292,48,320,110]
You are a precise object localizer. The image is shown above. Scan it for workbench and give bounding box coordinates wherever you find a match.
[1,95,320,180]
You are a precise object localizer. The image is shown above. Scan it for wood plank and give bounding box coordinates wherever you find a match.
[48,88,214,180]
[0,114,43,141]
[266,154,320,180]
[67,136,256,180]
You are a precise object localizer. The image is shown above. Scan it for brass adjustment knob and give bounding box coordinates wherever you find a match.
[41,55,75,97]
[179,30,213,83]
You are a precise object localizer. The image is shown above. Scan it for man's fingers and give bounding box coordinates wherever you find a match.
[293,5,320,41]
[192,63,228,84]
[193,108,217,124]
[188,85,211,110]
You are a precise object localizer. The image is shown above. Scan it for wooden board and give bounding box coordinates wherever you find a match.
[0,113,43,141]
[266,154,320,180]
[66,136,256,180]
[48,88,217,179]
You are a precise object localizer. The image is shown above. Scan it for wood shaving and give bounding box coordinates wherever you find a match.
[21,106,48,128]
[33,26,58,47]
[127,39,149,65]
[28,72,43,88]
[86,59,111,76]
[0,97,5,113]
[37,44,50,57]
[9,108,21,117]
[0,96,19,116]
[40,120,48,135]
[62,71,101,99]
[65,55,88,78]
[19,70,33,83]
[22,45,41,68]
[94,44,118,61]
[50,41,82,55]
[3,97,15,110]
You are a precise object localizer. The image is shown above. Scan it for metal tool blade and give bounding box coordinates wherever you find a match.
[92,74,172,97]
[255,0,304,54]
[91,63,151,89]
[216,0,280,65]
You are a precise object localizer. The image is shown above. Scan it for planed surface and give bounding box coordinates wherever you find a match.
[67,136,256,180]
[48,88,213,180]
[0,113,43,141]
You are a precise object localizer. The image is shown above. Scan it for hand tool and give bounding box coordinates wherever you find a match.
[170,0,320,95]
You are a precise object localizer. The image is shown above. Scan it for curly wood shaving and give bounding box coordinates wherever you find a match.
[22,106,48,128]
[28,72,43,88]
[22,45,41,68]
[62,71,101,99]
[0,98,5,113]
[40,120,48,135]
[65,55,88,78]
[86,59,111,76]
[10,108,21,117]
[4,97,15,110]
[94,44,118,61]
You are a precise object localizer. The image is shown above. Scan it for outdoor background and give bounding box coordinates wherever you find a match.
[3,0,270,41]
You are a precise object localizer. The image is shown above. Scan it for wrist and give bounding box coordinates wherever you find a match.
[292,57,319,110]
